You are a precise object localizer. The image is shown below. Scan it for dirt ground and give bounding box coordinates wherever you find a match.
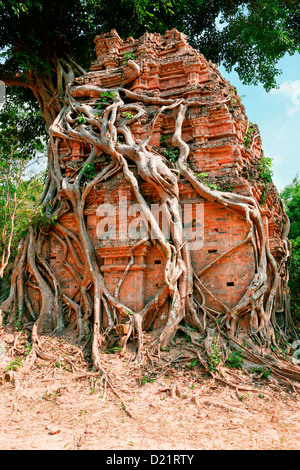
[0,326,300,451]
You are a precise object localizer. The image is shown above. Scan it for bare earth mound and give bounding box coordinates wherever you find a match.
[0,327,299,451]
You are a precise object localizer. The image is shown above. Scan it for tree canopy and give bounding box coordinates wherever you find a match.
[0,0,299,110]
[281,176,300,327]
[0,91,46,276]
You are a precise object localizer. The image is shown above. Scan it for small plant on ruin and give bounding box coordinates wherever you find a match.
[77,113,87,124]
[97,91,116,108]
[164,147,179,164]
[123,51,136,63]
[257,156,273,204]
[196,172,218,190]
[220,181,233,192]
[81,163,97,179]
[160,134,172,146]
[258,156,273,184]
[121,110,134,120]
[244,122,255,148]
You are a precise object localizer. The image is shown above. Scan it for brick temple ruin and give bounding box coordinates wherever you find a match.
[3,28,290,362]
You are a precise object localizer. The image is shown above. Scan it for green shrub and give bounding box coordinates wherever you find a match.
[226,348,244,369]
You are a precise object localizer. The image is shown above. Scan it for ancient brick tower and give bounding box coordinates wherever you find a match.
[31,29,289,334]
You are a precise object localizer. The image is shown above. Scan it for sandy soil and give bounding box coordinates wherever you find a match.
[0,327,299,451]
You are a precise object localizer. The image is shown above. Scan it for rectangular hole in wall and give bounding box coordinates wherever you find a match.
[208,249,218,253]
[227,282,235,286]
[154,260,162,264]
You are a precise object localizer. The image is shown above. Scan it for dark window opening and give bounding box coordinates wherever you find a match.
[154,260,161,264]
[227,282,235,286]
[208,249,218,253]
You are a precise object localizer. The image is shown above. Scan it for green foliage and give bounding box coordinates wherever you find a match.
[220,182,233,192]
[123,51,136,63]
[226,348,244,369]
[219,0,300,91]
[97,91,117,108]
[195,172,218,191]
[237,392,249,401]
[160,134,172,146]
[257,156,273,205]
[5,357,22,371]
[24,340,32,356]
[160,134,179,165]
[121,110,134,120]
[0,90,45,156]
[208,338,221,372]
[77,113,87,124]
[20,203,58,233]
[106,346,122,354]
[257,156,273,184]
[41,212,58,227]
[81,163,97,179]
[244,123,255,148]
[281,175,300,240]
[251,366,271,379]
[164,147,179,164]
[0,0,299,97]
[14,312,23,331]
[196,172,208,179]
[141,375,154,385]
[189,359,198,368]
[281,176,300,327]
[0,93,46,276]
